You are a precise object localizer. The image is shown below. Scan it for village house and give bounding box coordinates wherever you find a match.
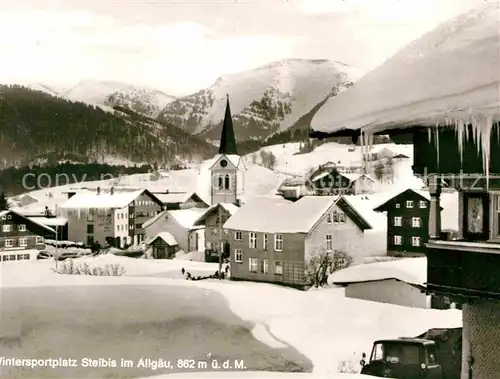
[373,188,459,257]
[308,165,376,195]
[309,3,500,376]
[224,195,385,289]
[151,191,209,209]
[146,232,179,259]
[0,209,55,261]
[192,202,240,262]
[58,187,164,248]
[142,207,206,258]
[330,257,459,309]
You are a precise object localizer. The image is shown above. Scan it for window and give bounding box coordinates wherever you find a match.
[218,175,224,190]
[412,217,421,228]
[135,224,142,229]
[326,213,332,223]
[234,231,242,240]
[235,249,243,262]
[274,234,283,251]
[339,211,346,223]
[249,258,258,273]
[87,224,94,234]
[224,174,230,190]
[326,234,333,252]
[212,228,218,235]
[333,210,339,223]
[18,224,26,232]
[19,238,27,247]
[5,239,13,247]
[261,259,268,274]
[35,236,44,244]
[263,234,268,250]
[412,236,421,246]
[406,200,414,208]
[419,201,427,208]
[333,210,346,223]
[117,225,120,232]
[249,232,257,249]
[16,253,30,260]
[394,235,402,245]
[393,217,402,226]
[2,225,12,232]
[395,203,401,208]
[275,260,283,275]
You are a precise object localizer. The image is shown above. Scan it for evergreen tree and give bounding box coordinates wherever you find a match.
[0,191,9,210]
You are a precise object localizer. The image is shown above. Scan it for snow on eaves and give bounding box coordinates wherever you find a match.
[167,208,207,229]
[329,257,427,286]
[224,195,340,233]
[0,210,55,233]
[27,217,68,227]
[341,195,387,231]
[311,2,500,135]
[59,189,146,209]
[147,231,178,246]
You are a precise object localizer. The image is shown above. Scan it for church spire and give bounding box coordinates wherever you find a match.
[219,94,238,155]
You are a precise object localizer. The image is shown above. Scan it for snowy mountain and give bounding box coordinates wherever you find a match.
[61,80,177,118]
[157,59,361,141]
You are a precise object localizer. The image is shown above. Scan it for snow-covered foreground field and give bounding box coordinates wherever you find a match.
[1,255,462,378]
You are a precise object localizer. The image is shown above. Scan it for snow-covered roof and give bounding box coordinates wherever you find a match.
[342,173,375,183]
[147,231,178,246]
[341,195,387,231]
[0,210,55,233]
[152,192,201,204]
[167,208,207,229]
[329,257,427,286]
[193,202,240,226]
[142,211,167,229]
[311,3,500,135]
[223,195,340,233]
[27,217,68,226]
[59,189,149,209]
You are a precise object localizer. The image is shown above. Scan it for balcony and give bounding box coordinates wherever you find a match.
[425,239,500,301]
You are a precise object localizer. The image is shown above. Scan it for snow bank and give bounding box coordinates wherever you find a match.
[329,257,427,286]
[0,260,461,377]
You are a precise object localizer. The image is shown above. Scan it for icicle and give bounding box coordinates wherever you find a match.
[456,119,465,165]
[480,115,493,190]
[427,127,432,144]
[434,123,440,170]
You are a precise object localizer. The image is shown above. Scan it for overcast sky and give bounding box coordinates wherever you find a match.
[0,0,480,96]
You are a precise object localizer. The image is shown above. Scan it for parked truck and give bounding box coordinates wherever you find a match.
[359,327,462,379]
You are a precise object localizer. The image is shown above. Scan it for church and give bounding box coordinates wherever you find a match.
[197,95,246,206]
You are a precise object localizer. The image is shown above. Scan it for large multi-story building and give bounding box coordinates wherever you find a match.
[59,187,164,247]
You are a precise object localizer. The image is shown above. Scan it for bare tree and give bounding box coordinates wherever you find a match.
[305,249,352,288]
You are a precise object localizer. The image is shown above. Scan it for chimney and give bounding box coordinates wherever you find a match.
[110,187,114,195]
[97,187,101,195]
[166,189,169,194]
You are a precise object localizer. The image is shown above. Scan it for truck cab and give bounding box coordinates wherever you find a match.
[360,338,443,378]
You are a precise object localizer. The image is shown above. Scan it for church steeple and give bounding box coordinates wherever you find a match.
[219,94,238,155]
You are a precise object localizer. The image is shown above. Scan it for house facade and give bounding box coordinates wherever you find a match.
[143,208,206,257]
[374,189,432,256]
[224,195,377,289]
[309,167,375,195]
[146,232,179,259]
[0,210,54,261]
[59,188,164,248]
[192,202,240,262]
[27,216,68,241]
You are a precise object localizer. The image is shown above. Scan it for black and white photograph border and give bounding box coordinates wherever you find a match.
[0,0,499,378]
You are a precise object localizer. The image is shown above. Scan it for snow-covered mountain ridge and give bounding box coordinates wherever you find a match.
[157,59,361,141]
[61,80,177,118]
